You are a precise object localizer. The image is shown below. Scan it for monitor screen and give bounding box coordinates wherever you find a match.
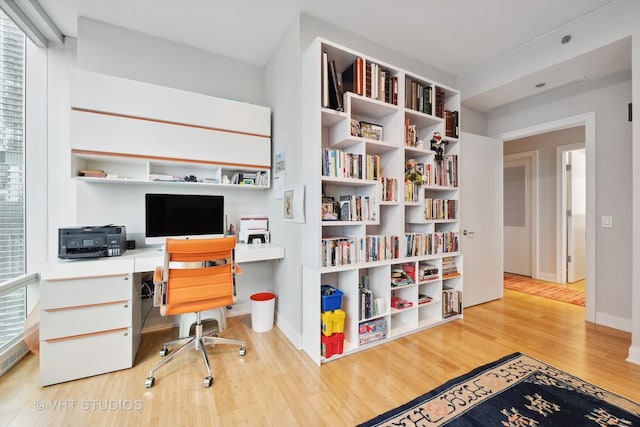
[145,193,224,245]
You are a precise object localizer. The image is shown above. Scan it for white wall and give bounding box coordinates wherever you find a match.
[264,15,303,346]
[489,72,633,329]
[77,18,265,105]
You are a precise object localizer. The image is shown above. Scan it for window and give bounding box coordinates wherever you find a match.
[0,10,26,350]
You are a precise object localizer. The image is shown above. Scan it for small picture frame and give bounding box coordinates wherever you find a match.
[322,202,338,220]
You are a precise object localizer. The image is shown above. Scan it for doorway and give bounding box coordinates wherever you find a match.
[496,113,595,322]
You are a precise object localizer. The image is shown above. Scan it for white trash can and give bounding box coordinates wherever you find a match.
[250,292,276,332]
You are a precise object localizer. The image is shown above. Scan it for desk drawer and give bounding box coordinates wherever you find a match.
[41,274,131,309]
[40,300,132,340]
[40,327,135,386]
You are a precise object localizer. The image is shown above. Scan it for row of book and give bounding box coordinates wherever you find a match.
[442,256,459,277]
[405,179,421,202]
[321,234,401,267]
[380,177,398,202]
[425,198,458,221]
[432,155,458,187]
[405,231,460,257]
[406,120,418,147]
[405,80,436,115]
[231,171,268,186]
[443,289,462,318]
[418,262,439,282]
[359,283,380,320]
[445,110,460,139]
[337,195,377,222]
[403,160,455,188]
[342,57,399,106]
[322,148,381,180]
[321,52,344,111]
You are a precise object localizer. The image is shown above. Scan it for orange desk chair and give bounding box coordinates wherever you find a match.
[145,236,246,388]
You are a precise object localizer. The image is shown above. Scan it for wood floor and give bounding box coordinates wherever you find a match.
[1,289,639,426]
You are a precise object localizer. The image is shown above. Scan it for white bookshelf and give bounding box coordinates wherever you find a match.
[301,38,463,365]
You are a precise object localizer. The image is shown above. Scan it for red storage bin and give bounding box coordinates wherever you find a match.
[321,332,345,358]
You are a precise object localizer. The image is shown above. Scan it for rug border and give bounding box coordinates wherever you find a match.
[357,352,639,426]
[357,352,524,426]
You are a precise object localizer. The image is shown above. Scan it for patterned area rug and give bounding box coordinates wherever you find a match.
[503,275,585,306]
[357,353,640,426]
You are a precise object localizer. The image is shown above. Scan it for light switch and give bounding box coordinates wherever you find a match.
[601,215,613,228]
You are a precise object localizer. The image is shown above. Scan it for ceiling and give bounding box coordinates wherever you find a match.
[30,0,630,112]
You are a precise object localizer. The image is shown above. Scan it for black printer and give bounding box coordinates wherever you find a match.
[58,225,127,259]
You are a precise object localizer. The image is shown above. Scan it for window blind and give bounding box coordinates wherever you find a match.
[0,10,26,349]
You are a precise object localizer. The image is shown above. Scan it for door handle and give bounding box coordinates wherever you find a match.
[463,230,475,236]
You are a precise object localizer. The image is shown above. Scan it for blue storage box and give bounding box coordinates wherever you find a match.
[321,285,343,312]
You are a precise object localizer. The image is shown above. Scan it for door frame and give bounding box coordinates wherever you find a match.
[557,142,586,284]
[493,112,595,323]
[503,150,539,279]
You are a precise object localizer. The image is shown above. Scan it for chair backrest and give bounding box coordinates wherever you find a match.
[162,236,237,316]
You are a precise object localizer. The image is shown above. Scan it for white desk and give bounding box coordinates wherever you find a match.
[43,243,285,278]
[39,243,284,386]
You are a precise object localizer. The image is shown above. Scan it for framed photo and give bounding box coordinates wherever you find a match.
[322,202,338,220]
[284,189,293,219]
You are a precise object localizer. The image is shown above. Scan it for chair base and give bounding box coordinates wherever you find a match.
[145,321,246,388]
[178,307,227,337]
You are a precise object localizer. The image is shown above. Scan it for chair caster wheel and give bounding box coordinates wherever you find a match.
[204,376,213,387]
[239,346,247,356]
[159,346,169,357]
[145,377,155,388]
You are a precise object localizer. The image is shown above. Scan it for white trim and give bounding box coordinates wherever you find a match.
[595,312,632,333]
[556,142,586,285]
[493,112,596,323]
[628,345,640,365]
[503,151,539,279]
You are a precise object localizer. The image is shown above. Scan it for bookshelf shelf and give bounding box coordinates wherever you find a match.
[302,38,462,365]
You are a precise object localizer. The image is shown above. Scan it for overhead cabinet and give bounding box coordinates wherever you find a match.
[69,69,271,187]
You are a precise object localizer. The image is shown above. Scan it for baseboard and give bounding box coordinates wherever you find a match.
[535,272,557,282]
[595,312,632,332]
[274,316,302,349]
[627,344,640,365]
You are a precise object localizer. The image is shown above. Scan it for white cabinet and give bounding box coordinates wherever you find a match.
[69,69,271,188]
[39,264,141,386]
[301,38,463,365]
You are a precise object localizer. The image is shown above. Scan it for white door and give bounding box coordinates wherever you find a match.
[503,156,532,276]
[460,132,504,307]
[566,149,586,283]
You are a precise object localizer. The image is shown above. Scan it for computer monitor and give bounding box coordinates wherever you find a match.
[145,193,225,245]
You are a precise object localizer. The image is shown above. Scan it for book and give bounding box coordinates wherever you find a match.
[321,52,329,108]
[79,169,107,178]
[339,195,351,221]
[328,59,343,111]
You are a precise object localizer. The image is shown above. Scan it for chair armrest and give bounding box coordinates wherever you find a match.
[153,266,168,316]
[153,266,163,284]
